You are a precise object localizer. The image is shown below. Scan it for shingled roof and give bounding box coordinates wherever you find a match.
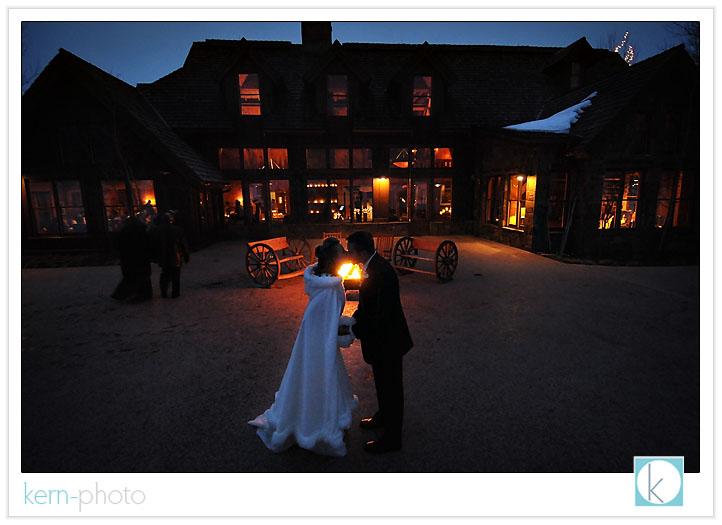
[25,48,227,184]
[137,37,625,132]
[528,44,696,150]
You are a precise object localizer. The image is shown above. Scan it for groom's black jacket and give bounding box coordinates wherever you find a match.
[352,252,413,365]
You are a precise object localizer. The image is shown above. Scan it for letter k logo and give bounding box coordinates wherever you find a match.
[635,457,684,506]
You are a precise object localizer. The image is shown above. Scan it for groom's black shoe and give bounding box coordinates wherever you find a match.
[364,438,402,453]
[360,417,384,429]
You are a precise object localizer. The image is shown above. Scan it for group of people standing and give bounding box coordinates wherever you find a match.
[111,210,190,302]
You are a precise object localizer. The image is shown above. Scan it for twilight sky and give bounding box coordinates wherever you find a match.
[22,20,692,93]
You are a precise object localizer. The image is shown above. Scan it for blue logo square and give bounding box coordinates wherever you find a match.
[634,456,684,506]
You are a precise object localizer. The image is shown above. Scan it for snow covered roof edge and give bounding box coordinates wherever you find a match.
[503,91,597,134]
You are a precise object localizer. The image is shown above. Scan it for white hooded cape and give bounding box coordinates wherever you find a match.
[248,264,358,457]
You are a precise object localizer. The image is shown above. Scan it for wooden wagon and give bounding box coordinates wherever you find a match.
[246,236,313,286]
[392,236,458,282]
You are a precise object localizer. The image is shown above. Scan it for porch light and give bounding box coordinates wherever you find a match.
[517,175,525,181]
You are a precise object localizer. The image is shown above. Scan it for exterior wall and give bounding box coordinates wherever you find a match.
[21,82,219,264]
[565,75,699,263]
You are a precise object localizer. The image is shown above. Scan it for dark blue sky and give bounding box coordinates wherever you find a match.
[22,21,688,91]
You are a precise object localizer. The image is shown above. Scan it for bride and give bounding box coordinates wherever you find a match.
[248,237,359,457]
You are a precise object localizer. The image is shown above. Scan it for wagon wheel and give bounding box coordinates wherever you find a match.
[246,243,280,286]
[285,238,313,272]
[435,240,458,282]
[393,236,417,275]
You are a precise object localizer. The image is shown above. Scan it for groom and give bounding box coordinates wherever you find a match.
[345,231,413,453]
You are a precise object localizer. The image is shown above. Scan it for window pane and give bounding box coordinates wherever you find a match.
[599,175,622,229]
[102,180,127,207]
[130,180,157,224]
[56,181,86,234]
[56,181,82,207]
[327,75,348,116]
[412,75,432,116]
[674,172,690,227]
[219,147,241,170]
[620,172,640,228]
[330,180,351,222]
[269,179,290,223]
[243,148,265,170]
[28,181,59,235]
[352,179,373,222]
[390,147,409,169]
[411,148,432,168]
[307,179,329,220]
[433,178,453,220]
[413,181,427,219]
[249,182,266,222]
[433,147,453,168]
[239,74,261,116]
[224,181,244,220]
[330,148,350,169]
[655,171,675,228]
[61,207,86,233]
[306,149,327,169]
[352,148,373,169]
[266,148,288,170]
[389,178,410,221]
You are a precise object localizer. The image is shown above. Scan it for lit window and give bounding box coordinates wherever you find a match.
[219,147,241,170]
[239,74,261,115]
[433,177,453,221]
[412,76,432,116]
[306,149,328,169]
[655,171,690,228]
[267,148,288,170]
[330,149,350,169]
[389,178,410,222]
[352,148,373,169]
[413,181,428,220]
[411,148,432,168]
[249,183,266,223]
[390,147,409,169]
[328,75,348,116]
[507,175,526,228]
[224,181,244,221]
[270,179,290,223]
[243,148,265,170]
[130,180,157,223]
[433,147,453,168]
[486,176,502,225]
[599,172,641,229]
[26,180,87,235]
[352,179,373,222]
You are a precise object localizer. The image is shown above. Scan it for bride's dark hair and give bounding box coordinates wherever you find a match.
[313,237,344,276]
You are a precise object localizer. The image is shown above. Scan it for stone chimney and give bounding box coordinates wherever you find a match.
[302,22,332,55]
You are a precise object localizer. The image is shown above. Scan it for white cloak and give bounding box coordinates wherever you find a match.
[248,264,358,457]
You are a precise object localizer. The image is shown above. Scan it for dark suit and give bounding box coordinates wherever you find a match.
[352,252,413,442]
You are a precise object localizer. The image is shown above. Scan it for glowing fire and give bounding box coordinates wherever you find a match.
[338,263,362,279]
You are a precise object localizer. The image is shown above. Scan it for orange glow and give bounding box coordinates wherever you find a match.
[142,195,156,206]
[338,263,362,279]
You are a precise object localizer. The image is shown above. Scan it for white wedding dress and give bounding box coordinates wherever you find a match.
[248,264,359,457]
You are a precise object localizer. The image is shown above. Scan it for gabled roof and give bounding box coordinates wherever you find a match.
[138,38,623,132]
[24,48,227,184]
[303,40,372,85]
[534,44,696,149]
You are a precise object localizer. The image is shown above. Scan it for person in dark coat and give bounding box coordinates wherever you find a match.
[343,231,413,453]
[150,211,190,298]
[111,215,153,301]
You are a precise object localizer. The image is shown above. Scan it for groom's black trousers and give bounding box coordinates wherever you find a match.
[371,352,404,442]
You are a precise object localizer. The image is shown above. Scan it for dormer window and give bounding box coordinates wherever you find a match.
[239,74,261,115]
[412,76,432,116]
[327,75,348,116]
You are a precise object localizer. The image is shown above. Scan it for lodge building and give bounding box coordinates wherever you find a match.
[21,22,699,264]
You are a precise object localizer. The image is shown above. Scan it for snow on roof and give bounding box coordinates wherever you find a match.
[504,91,597,134]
